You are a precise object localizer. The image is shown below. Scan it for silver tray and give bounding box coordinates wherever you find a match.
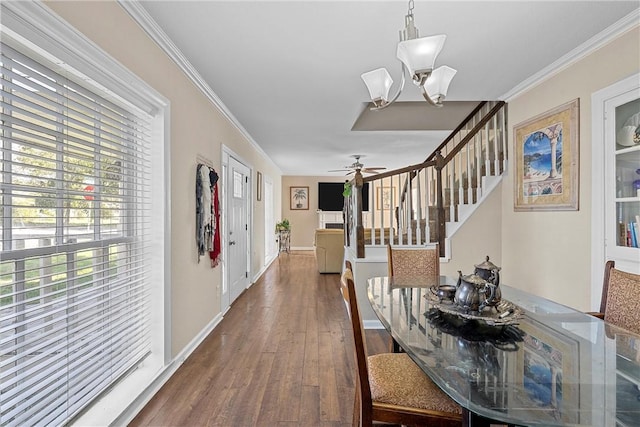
[427,286,523,326]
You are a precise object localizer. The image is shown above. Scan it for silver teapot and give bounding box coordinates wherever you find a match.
[474,256,501,285]
[454,256,502,313]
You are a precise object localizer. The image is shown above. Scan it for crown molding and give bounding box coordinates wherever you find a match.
[118,1,282,174]
[501,8,640,101]
[1,1,168,115]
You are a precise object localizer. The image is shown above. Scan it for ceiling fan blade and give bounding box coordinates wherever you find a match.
[330,159,387,175]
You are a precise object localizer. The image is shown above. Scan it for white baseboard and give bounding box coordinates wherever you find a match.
[252,253,278,283]
[363,319,384,329]
[110,312,224,426]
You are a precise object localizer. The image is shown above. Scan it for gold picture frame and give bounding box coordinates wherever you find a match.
[514,99,579,211]
[290,186,309,210]
[256,171,262,201]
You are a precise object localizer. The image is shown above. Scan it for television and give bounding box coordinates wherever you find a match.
[318,182,369,212]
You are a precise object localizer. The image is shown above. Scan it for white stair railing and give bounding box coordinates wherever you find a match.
[345,101,507,258]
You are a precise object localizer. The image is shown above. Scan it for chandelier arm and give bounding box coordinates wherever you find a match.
[421,85,443,108]
[369,64,407,111]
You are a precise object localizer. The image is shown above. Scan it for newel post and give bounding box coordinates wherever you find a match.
[354,170,365,258]
[434,151,446,257]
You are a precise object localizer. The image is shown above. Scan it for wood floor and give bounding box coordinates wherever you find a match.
[129,251,391,427]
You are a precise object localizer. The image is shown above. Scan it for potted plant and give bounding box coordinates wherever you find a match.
[275,219,290,233]
[293,188,307,208]
[342,181,352,197]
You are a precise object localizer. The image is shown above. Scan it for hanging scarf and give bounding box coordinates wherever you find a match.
[209,181,221,267]
[196,163,222,267]
[196,164,206,261]
[208,169,221,267]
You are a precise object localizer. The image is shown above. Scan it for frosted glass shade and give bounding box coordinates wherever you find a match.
[424,65,457,101]
[396,34,446,76]
[361,68,394,102]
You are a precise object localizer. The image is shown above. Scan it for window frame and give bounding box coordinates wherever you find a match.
[0,1,170,425]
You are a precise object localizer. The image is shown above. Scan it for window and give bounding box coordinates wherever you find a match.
[0,34,160,425]
[233,169,243,198]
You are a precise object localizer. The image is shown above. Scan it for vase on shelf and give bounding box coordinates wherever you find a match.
[634,168,640,198]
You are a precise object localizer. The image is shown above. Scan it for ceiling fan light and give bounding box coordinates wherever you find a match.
[361,68,394,104]
[396,34,446,77]
[424,65,457,102]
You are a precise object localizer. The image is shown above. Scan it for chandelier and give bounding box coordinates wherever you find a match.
[361,0,457,109]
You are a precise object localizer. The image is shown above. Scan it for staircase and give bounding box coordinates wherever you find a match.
[344,100,508,259]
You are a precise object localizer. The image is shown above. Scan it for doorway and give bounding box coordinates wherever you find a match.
[223,151,251,309]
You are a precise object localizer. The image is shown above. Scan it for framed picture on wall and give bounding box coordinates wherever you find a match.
[290,186,309,210]
[514,99,579,211]
[256,171,262,201]
[376,187,395,210]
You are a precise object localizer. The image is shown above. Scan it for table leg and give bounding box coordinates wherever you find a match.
[392,337,402,353]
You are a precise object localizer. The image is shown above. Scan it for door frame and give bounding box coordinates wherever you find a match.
[221,145,253,312]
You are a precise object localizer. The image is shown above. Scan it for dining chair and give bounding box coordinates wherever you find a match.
[387,243,440,284]
[590,260,640,335]
[340,266,462,427]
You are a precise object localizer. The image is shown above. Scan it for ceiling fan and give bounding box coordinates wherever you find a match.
[329,154,387,175]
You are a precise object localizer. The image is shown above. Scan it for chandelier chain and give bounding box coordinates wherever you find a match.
[407,0,415,16]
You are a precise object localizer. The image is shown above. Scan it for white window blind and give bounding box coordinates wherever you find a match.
[0,42,153,426]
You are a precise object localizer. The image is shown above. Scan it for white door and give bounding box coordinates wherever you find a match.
[227,156,250,305]
[264,176,276,264]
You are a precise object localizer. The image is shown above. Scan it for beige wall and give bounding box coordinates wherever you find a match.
[46,1,282,357]
[441,183,503,278]
[501,27,640,311]
[281,175,347,247]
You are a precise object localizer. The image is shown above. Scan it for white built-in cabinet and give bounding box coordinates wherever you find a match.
[592,73,640,309]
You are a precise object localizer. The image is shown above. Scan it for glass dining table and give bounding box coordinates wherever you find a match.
[367,276,640,427]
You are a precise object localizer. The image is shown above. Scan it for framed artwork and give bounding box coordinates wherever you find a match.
[514,99,579,211]
[376,187,395,210]
[290,186,309,210]
[256,171,262,201]
[515,319,580,424]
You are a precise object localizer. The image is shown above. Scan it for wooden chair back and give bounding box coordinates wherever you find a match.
[341,262,462,427]
[340,265,374,426]
[599,260,640,335]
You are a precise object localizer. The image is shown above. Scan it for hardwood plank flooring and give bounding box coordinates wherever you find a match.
[129,251,391,427]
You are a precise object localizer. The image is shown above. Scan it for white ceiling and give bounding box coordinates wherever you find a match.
[138,1,639,176]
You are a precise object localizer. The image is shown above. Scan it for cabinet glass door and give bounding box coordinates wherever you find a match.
[614,98,640,248]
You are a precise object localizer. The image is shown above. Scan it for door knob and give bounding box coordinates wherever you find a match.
[229,241,236,245]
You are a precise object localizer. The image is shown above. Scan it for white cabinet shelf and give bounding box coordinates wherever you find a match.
[612,97,640,252]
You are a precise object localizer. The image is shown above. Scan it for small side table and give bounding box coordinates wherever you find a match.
[277,230,290,253]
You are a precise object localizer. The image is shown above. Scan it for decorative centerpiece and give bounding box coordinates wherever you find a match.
[454,256,501,313]
[429,256,521,325]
